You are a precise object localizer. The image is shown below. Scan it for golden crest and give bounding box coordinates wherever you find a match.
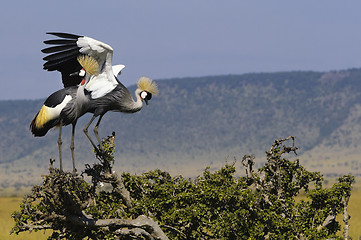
[77,55,99,75]
[137,77,159,95]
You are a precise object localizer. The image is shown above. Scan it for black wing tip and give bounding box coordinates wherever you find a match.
[43,39,78,46]
[41,32,83,87]
[46,32,82,39]
[42,49,79,61]
[41,45,79,54]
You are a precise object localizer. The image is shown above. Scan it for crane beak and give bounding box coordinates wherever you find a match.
[69,69,86,77]
[69,72,78,77]
[144,99,149,105]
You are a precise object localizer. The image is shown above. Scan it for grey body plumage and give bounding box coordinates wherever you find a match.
[88,82,142,116]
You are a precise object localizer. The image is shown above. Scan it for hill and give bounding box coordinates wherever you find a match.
[1,69,361,191]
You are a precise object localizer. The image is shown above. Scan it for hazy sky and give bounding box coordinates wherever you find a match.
[1,0,361,100]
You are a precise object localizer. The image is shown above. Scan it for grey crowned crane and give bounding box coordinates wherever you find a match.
[30,32,159,173]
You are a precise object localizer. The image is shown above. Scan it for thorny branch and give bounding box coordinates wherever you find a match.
[242,136,300,193]
[241,136,353,238]
[317,210,336,231]
[84,132,132,208]
[266,135,298,158]
[11,132,168,240]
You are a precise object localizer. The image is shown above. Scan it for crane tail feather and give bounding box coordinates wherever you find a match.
[30,106,55,137]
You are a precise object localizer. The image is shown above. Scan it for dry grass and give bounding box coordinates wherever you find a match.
[346,189,361,239]
[0,197,50,240]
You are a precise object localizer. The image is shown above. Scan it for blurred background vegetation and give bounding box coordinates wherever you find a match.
[1,69,361,192]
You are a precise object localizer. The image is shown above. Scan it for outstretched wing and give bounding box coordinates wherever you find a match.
[112,64,125,76]
[42,32,114,88]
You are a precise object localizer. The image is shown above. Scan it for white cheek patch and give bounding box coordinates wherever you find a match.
[140,91,148,100]
[79,69,86,77]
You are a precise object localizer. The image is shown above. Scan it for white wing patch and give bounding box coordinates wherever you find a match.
[47,95,72,120]
[76,36,114,73]
[112,65,125,76]
[85,72,117,99]
[76,36,119,99]
[77,36,113,55]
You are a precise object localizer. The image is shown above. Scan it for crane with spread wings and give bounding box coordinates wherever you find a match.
[30,33,159,173]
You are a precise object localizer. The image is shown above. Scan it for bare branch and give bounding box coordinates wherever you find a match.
[115,228,154,240]
[101,171,132,208]
[317,211,336,231]
[342,196,350,240]
[266,136,298,158]
[68,214,169,240]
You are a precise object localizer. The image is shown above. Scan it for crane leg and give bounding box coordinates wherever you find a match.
[57,126,63,171]
[94,114,104,150]
[70,122,77,174]
[83,115,98,150]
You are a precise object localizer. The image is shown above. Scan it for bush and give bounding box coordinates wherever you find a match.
[11,136,354,239]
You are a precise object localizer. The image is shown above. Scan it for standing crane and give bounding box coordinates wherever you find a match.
[30,55,97,172]
[30,33,159,173]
